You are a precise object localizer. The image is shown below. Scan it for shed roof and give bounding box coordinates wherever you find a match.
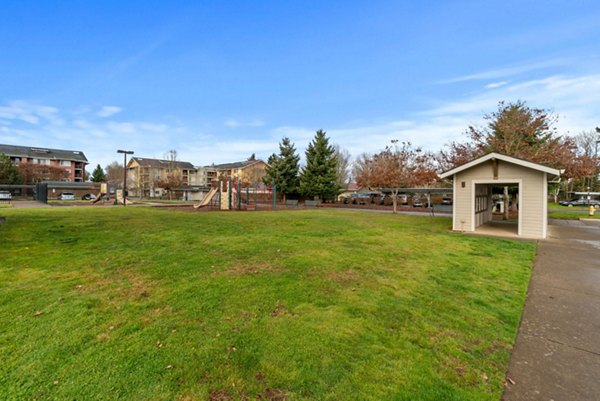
[0,143,88,162]
[439,152,561,179]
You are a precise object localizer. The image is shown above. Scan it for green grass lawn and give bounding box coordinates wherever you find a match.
[547,202,600,220]
[548,210,600,220]
[0,208,536,401]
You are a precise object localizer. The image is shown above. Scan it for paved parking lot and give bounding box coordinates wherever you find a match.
[503,219,600,400]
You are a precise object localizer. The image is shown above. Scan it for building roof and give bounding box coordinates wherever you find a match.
[130,157,195,170]
[0,143,88,162]
[211,159,265,170]
[439,152,562,179]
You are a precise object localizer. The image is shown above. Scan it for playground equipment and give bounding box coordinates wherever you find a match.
[91,183,109,204]
[193,177,277,211]
[115,189,131,205]
[193,186,218,209]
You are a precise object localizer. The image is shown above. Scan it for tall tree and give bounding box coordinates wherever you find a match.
[440,101,576,171]
[247,153,256,161]
[0,154,22,184]
[352,153,373,188]
[263,153,281,185]
[299,130,340,200]
[333,144,351,188]
[105,161,124,187]
[356,141,438,213]
[90,164,107,182]
[154,173,183,200]
[18,163,69,184]
[567,130,600,192]
[263,137,300,201]
[156,149,183,199]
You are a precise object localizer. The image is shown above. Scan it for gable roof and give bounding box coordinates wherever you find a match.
[129,157,195,170]
[439,152,562,179]
[212,159,265,170]
[0,143,88,162]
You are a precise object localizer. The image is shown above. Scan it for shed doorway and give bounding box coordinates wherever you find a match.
[473,181,521,237]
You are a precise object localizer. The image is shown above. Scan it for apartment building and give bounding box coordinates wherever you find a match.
[212,159,268,185]
[195,165,218,186]
[0,144,88,182]
[127,157,198,197]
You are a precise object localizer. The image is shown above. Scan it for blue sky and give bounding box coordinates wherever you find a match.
[1,1,599,169]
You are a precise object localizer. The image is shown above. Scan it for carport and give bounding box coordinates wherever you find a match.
[440,153,561,239]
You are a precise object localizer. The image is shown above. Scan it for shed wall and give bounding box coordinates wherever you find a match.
[453,160,547,238]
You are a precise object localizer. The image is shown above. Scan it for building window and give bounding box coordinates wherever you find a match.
[475,195,488,214]
[60,160,71,166]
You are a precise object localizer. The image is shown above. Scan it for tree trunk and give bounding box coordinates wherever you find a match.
[503,186,509,220]
[392,189,398,214]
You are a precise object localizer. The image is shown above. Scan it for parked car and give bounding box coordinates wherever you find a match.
[82,193,97,200]
[0,191,11,201]
[441,197,453,205]
[412,198,424,207]
[59,192,76,200]
[558,198,578,206]
[559,198,600,207]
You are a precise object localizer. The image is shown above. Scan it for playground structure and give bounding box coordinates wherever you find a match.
[91,183,109,204]
[194,177,277,211]
[90,183,131,205]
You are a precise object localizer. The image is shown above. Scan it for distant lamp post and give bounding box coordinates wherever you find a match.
[595,127,600,189]
[117,149,134,207]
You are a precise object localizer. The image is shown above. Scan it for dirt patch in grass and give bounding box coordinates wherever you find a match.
[209,389,233,401]
[327,269,360,283]
[270,302,288,317]
[257,388,287,401]
[219,262,285,276]
[255,373,287,400]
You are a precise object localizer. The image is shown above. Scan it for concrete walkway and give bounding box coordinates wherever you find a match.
[503,219,600,400]
[9,200,51,208]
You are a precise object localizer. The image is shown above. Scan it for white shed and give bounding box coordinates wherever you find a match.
[440,153,561,239]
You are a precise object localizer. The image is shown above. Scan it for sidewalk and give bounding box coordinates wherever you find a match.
[9,200,51,208]
[503,220,600,400]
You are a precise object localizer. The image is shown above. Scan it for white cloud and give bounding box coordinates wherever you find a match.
[485,81,509,89]
[1,72,598,171]
[438,59,568,84]
[0,101,184,169]
[97,106,123,118]
[224,118,265,128]
[224,119,240,128]
[0,101,62,125]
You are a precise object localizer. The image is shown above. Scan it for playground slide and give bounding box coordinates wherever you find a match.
[116,191,131,205]
[194,187,218,209]
[91,192,104,204]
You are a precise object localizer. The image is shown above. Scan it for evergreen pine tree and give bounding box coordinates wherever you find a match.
[299,130,340,200]
[90,164,107,182]
[263,137,301,201]
[263,153,280,186]
[275,137,300,201]
[0,154,22,184]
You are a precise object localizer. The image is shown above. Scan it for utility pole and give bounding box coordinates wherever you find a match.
[117,149,134,206]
